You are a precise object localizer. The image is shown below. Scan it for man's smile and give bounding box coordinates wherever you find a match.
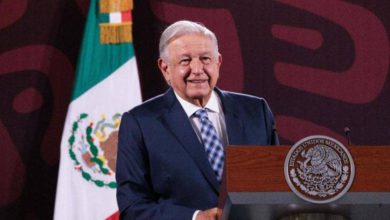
[186,79,208,84]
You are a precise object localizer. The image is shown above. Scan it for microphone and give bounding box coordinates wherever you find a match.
[272,125,280,145]
[344,127,352,145]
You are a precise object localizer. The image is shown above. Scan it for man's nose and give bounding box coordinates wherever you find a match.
[190,59,204,75]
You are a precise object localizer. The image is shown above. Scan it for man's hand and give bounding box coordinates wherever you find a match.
[196,207,222,220]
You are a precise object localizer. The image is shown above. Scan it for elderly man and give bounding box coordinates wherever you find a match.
[116,20,279,220]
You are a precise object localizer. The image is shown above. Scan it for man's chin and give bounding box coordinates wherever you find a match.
[187,92,212,102]
[188,91,211,99]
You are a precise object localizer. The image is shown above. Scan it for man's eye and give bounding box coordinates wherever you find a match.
[201,57,211,64]
[179,59,190,65]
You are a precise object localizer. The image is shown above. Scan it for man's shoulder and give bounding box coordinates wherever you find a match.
[219,89,266,105]
[124,92,169,117]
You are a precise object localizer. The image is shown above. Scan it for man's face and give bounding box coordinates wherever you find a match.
[158,34,222,107]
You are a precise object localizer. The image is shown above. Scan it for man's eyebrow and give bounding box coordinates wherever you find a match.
[178,54,191,59]
[200,51,216,56]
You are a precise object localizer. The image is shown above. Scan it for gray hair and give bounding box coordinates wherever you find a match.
[159,20,219,61]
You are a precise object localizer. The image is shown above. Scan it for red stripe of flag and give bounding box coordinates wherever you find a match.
[105,211,119,220]
[121,11,132,22]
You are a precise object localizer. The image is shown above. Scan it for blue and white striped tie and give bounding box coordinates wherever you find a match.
[194,108,224,182]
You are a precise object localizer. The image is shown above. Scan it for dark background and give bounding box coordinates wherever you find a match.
[0,0,389,219]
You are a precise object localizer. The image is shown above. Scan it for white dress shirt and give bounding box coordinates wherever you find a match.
[175,90,228,147]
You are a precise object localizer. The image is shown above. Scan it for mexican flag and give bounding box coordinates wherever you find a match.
[54,0,141,219]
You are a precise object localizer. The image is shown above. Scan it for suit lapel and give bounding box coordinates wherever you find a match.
[160,89,220,193]
[216,88,244,145]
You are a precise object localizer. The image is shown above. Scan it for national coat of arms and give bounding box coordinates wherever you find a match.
[68,113,121,188]
[284,135,355,203]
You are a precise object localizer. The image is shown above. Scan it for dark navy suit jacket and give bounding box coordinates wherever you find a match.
[116,88,279,220]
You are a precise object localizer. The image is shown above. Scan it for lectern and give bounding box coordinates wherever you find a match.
[219,145,390,220]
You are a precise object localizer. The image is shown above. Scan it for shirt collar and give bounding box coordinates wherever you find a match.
[174,90,221,117]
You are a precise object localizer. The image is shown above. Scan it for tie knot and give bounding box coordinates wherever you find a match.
[194,108,208,121]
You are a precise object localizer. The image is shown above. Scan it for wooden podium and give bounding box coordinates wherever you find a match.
[219,145,390,220]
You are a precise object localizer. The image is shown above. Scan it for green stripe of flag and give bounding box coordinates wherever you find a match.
[71,0,135,100]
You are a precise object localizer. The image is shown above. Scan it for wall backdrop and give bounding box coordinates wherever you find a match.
[0,0,389,219]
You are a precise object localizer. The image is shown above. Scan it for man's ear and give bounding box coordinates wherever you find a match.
[217,53,222,68]
[158,58,169,81]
